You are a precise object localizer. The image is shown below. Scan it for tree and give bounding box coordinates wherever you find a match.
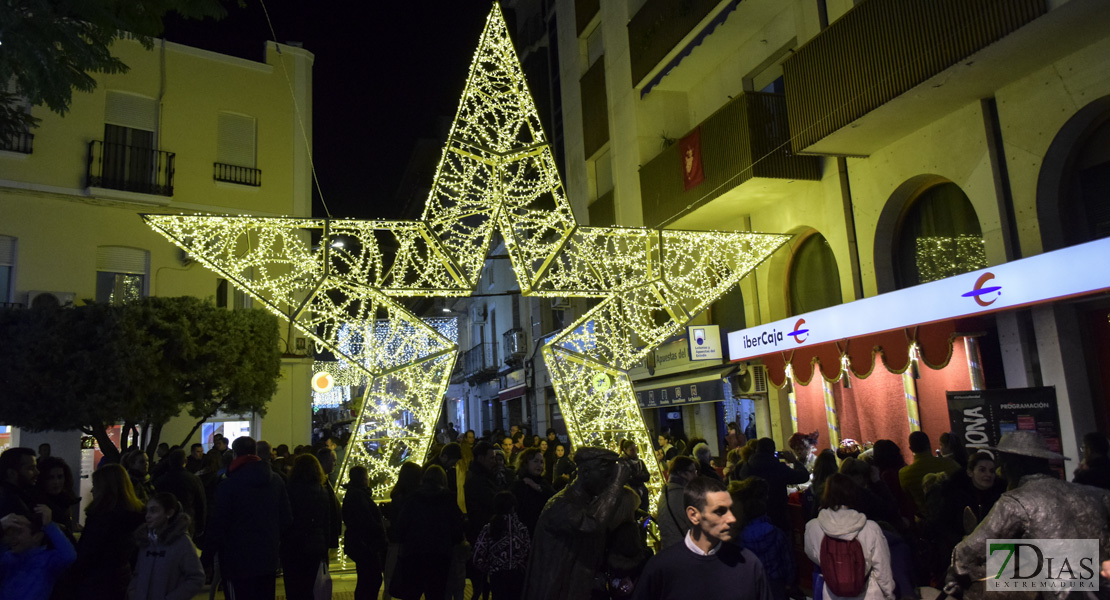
[0,0,228,143]
[0,297,281,461]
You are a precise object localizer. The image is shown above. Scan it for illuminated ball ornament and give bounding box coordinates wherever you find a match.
[311,371,335,393]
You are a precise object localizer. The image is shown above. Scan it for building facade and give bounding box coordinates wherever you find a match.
[0,39,315,462]
[550,0,1110,460]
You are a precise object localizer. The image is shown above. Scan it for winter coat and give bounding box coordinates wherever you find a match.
[341,483,388,566]
[510,473,555,535]
[804,508,895,600]
[72,505,146,600]
[739,450,811,530]
[473,513,530,574]
[924,469,1005,559]
[152,465,207,537]
[394,484,464,558]
[655,482,689,550]
[0,522,75,600]
[464,461,502,544]
[207,456,292,579]
[128,513,204,600]
[282,477,339,562]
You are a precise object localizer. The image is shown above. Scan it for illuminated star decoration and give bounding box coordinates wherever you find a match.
[144,4,790,503]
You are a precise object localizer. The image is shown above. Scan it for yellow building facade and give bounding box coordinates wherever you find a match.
[0,39,316,458]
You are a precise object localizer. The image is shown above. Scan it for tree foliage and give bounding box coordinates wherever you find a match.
[0,297,281,460]
[0,0,228,142]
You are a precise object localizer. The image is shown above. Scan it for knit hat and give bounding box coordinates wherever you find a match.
[990,431,1070,461]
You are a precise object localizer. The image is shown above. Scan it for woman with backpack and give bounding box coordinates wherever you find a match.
[804,473,894,600]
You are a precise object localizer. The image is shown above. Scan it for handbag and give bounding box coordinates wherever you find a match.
[313,559,332,600]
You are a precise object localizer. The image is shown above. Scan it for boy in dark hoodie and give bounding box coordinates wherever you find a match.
[0,504,76,600]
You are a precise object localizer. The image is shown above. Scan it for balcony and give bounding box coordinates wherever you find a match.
[627,0,719,87]
[639,92,820,229]
[214,163,262,187]
[781,0,1109,155]
[580,58,608,159]
[0,131,33,154]
[87,141,175,197]
[463,342,499,383]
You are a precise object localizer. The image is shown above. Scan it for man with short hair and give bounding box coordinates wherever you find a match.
[37,443,51,458]
[0,447,38,519]
[898,430,959,513]
[152,447,207,537]
[464,430,476,446]
[657,433,678,463]
[657,455,699,549]
[207,436,292,600]
[501,436,514,458]
[186,443,205,473]
[634,476,772,600]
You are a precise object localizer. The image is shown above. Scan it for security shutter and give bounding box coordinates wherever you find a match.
[105,91,156,131]
[96,246,149,275]
[0,236,14,266]
[217,113,256,168]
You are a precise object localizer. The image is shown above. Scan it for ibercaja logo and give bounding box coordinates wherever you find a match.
[987,539,1098,591]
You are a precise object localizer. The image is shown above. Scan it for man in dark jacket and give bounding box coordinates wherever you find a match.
[152,447,207,538]
[465,441,504,600]
[737,438,809,532]
[207,436,292,600]
[343,465,388,600]
[0,447,38,520]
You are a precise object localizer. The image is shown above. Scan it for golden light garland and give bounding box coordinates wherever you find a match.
[144,5,789,504]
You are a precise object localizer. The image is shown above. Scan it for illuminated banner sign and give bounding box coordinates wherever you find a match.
[728,237,1110,362]
[687,325,722,361]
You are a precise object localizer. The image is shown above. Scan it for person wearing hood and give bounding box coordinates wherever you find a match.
[804,474,895,600]
[129,492,204,600]
[207,436,292,600]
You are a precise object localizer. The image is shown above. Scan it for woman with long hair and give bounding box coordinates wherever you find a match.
[510,447,555,535]
[281,454,339,600]
[129,492,204,600]
[68,464,146,600]
[381,461,424,600]
[35,456,79,546]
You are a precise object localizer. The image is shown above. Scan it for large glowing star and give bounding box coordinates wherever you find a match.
[143,5,789,501]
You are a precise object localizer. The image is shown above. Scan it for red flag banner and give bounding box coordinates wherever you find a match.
[679,127,705,191]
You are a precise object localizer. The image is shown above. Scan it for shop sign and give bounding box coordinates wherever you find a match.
[946,387,1064,455]
[728,237,1110,362]
[687,325,722,361]
[635,379,724,409]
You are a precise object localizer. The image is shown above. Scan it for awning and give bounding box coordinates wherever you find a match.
[498,384,527,401]
[633,365,736,409]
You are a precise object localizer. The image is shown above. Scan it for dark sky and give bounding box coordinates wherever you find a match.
[163,2,493,219]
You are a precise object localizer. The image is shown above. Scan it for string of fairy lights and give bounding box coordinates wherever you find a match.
[144,4,789,508]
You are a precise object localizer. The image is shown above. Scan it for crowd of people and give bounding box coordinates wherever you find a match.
[2,422,1110,600]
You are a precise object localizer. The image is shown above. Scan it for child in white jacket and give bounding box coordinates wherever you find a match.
[804,474,895,600]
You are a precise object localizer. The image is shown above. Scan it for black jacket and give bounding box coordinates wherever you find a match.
[153,464,207,536]
[283,477,339,562]
[70,506,145,600]
[510,473,555,535]
[737,451,810,530]
[342,483,388,565]
[1075,456,1110,490]
[207,457,292,578]
[394,484,464,557]
[465,461,502,544]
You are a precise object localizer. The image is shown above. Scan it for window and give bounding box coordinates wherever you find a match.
[1,80,33,154]
[217,113,257,169]
[0,236,14,304]
[103,92,157,190]
[894,183,984,287]
[95,246,149,305]
[788,233,841,315]
[1061,117,1110,245]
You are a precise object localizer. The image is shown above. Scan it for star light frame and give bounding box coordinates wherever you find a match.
[144,4,790,502]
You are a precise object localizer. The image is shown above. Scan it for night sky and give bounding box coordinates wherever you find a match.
[162,2,493,220]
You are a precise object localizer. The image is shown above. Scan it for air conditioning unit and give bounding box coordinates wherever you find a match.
[26,291,76,309]
[733,365,769,395]
[550,297,571,310]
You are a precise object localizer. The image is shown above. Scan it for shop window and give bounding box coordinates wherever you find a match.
[95,246,148,305]
[893,182,984,288]
[788,233,841,316]
[1060,118,1110,245]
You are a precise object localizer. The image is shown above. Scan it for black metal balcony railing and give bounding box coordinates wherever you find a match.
[87,140,175,196]
[627,0,718,86]
[0,131,33,154]
[580,58,608,159]
[783,0,1046,153]
[214,163,262,187]
[639,92,821,228]
[463,342,499,379]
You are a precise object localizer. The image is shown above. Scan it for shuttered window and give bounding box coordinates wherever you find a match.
[217,113,256,168]
[105,91,156,131]
[0,236,14,304]
[96,246,148,275]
